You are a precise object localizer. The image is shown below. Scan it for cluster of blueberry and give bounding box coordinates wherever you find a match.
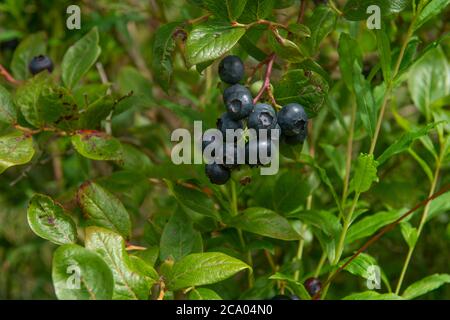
[203,55,309,185]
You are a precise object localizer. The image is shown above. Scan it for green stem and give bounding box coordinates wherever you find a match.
[294,195,313,281]
[395,156,442,294]
[314,252,327,278]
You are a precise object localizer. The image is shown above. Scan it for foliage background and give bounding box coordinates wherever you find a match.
[0,0,449,299]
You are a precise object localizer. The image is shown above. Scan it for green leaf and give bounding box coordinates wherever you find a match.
[268,30,306,63]
[186,20,246,65]
[134,247,160,267]
[343,0,409,21]
[52,244,114,300]
[77,95,115,129]
[346,209,405,244]
[273,171,309,214]
[296,210,342,239]
[287,24,311,38]
[337,33,363,91]
[188,288,222,300]
[62,28,101,89]
[152,22,179,92]
[239,0,275,21]
[78,182,131,238]
[339,253,382,281]
[343,291,403,300]
[408,47,450,118]
[27,194,77,245]
[269,272,311,299]
[11,32,47,80]
[377,122,440,165]
[353,61,377,137]
[302,6,337,56]
[414,0,450,31]
[14,73,58,128]
[403,274,450,299]
[160,210,203,261]
[0,130,35,174]
[203,0,248,21]
[85,227,158,300]
[427,191,450,222]
[274,69,329,118]
[350,153,378,194]
[0,85,17,124]
[166,252,250,290]
[375,29,392,82]
[400,221,418,249]
[71,130,123,161]
[229,207,301,241]
[165,180,220,220]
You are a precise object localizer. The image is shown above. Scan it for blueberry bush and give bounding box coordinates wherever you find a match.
[0,0,449,300]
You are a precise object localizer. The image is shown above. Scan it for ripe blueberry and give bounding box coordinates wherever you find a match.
[277,103,308,136]
[29,55,54,75]
[216,112,244,136]
[218,55,244,84]
[205,163,230,185]
[248,103,277,131]
[223,84,253,120]
[304,277,322,297]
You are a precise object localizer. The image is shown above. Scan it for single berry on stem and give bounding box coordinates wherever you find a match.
[29,55,54,75]
[277,103,308,136]
[248,103,277,131]
[219,55,244,84]
[304,277,322,297]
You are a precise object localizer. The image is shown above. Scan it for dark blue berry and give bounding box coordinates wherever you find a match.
[29,55,54,75]
[223,84,253,120]
[248,103,277,131]
[304,277,322,297]
[216,112,244,137]
[277,103,308,136]
[219,55,244,84]
[205,163,230,185]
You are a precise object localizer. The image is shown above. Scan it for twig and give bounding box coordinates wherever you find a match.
[157,281,166,300]
[313,183,450,300]
[95,62,113,135]
[0,64,20,85]
[252,53,277,105]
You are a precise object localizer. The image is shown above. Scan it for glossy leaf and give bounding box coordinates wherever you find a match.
[414,0,450,31]
[0,131,35,174]
[186,21,246,65]
[350,153,378,194]
[274,69,329,118]
[400,221,418,249]
[229,207,302,241]
[78,182,131,238]
[52,244,114,300]
[343,0,409,21]
[160,210,203,261]
[27,194,77,245]
[152,22,179,92]
[203,0,248,21]
[403,274,450,300]
[377,123,440,165]
[0,85,17,124]
[62,28,101,89]
[71,130,123,161]
[302,6,337,55]
[166,252,250,290]
[408,47,450,118]
[85,227,157,300]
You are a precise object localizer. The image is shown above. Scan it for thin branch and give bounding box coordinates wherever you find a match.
[253,53,277,105]
[313,182,450,300]
[0,64,20,85]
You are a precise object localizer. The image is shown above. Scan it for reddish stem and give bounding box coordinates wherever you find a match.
[312,183,450,300]
[0,64,20,85]
[253,53,276,105]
